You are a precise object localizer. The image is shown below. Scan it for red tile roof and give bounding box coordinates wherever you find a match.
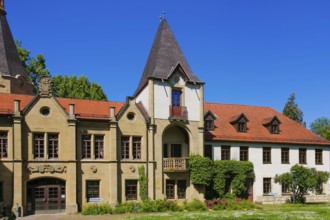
[204,102,330,145]
[0,93,124,120]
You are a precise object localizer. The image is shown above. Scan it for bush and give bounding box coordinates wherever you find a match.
[140,199,182,212]
[113,202,141,214]
[183,199,208,211]
[82,203,112,215]
[205,196,257,211]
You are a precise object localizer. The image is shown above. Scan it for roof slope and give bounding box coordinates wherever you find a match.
[204,102,330,145]
[0,9,28,77]
[134,19,203,96]
[0,93,124,119]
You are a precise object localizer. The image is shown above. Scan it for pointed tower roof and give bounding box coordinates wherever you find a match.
[134,19,203,96]
[0,0,28,78]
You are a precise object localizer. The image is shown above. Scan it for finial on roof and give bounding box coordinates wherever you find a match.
[160,11,165,21]
[0,0,5,14]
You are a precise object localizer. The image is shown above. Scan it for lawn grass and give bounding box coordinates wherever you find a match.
[124,203,330,220]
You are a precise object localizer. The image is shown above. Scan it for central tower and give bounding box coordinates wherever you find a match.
[134,18,205,200]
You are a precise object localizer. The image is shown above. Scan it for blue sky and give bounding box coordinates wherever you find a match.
[6,0,330,127]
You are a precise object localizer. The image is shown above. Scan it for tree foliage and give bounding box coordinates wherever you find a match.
[16,41,107,101]
[310,117,330,140]
[275,164,330,203]
[283,93,304,124]
[16,40,50,92]
[51,75,107,101]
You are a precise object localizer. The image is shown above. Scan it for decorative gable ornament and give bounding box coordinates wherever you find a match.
[38,76,52,98]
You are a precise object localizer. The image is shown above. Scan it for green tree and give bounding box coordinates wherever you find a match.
[16,41,107,101]
[310,117,330,140]
[275,164,330,203]
[283,93,304,124]
[16,40,50,91]
[52,75,107,101]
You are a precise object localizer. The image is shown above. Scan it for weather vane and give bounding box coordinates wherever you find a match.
[160,11,166,20]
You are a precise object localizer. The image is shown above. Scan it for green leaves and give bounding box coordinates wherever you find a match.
[16,40,107,101]
[189,155,254,197]
[138,165,148,202]
[189,155,213,185]
[310,117,330,140]
[275,164,330,203]
[283,93,304,125]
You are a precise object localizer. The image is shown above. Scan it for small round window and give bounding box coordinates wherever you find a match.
[40,107,51,116]
[127,112,135,121]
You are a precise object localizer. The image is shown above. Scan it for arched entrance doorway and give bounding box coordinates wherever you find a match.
[27,178,66,215]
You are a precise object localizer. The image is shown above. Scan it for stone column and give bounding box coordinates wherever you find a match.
[66,117,78,214]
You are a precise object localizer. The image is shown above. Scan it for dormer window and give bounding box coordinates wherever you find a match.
[238,122,247,132]
[231,113,249,133]
[204,111,217,131]
[271,125,279,134]
[263,116,281,134]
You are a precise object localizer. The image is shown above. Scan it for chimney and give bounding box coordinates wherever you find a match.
[69,104,75,119]
[14,100,20,115]
[110,107,116,121]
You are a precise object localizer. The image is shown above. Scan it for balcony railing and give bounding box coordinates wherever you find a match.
[169,105,188,121]
[163,158,188,172]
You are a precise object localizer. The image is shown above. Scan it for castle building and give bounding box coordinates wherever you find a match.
[0,2,329,216]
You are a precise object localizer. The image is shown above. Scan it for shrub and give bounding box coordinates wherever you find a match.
[189,155,213,185]
[82,203,112,215]
[183,199,208,211]
[205,197,257,211]
[140,199,182,212]
[112,202,141,214]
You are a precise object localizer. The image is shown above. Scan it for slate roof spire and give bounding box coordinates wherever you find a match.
[134,19,203,96]
[0,0,28,78]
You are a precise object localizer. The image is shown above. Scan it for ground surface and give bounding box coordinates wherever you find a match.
[17,203,330,220]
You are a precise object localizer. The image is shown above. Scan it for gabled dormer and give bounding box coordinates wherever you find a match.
[263,116,281,134]
[204,110,217,131]
[231,113,249,133]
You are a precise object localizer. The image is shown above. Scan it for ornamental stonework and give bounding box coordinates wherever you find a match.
[38,76,52,98]
[27,164,67,174]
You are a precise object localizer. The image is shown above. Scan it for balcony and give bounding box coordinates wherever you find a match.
[163,158,188,172]
[169,105,188,121]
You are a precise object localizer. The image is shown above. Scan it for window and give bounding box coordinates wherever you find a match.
[94,136,104,159]
[82,135,91,159]
[133,137,141,160]
[315,149,323,165]
[166,180,175,199]
[125,180,137,200]
[221,146,230,160]
[121,137,130,160]
[177,180,187,199]
[281,148,289,164]
[86,180,99,202]
[263,178,271,194]
[299,148,307,164]
[48,134,59,159]
[205,120,214,131]
[271,125,279,134]
[240,146,249,161]
[282,183,290,194]
[263,147,271,164]
[204,145,212,159]
[34,134,45,159]
[172,89,182,106]
[238,122,246,132]
[0,132,8,158]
